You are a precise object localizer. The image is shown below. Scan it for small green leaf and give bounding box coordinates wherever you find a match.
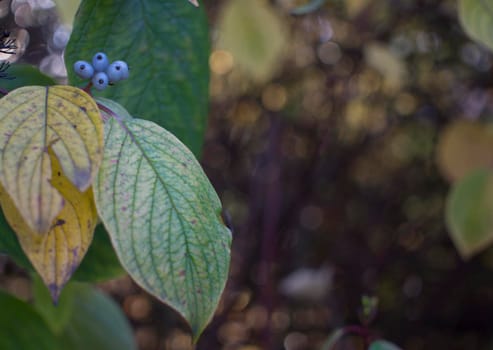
[94,100,231,339]
[446,169,493,259]
[65,0,210,157]
[458,0,493,53]
[0,289,60,350]
[368,340,402,350]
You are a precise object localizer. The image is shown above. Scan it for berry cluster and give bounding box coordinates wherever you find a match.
[73,52,129,91]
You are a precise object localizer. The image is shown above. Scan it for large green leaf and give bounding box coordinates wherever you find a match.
[65,0,210,157]
[33,279,136,350]
[93,100,231,339]
[446,169,493,259]
[458,0,493,52]
[0,289,59,350]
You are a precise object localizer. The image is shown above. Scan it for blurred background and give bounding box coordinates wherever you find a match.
[3,0,493,349]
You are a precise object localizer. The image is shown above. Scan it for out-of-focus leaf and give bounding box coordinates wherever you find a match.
[0,85,103,234]
[319,328,344,350]
[458,0,493,53]
[0,64,56,91]
[364,42,407,91]
[345,0,371,17]
[446,169,493,259]
[291,0,327,15]
[53,0,81,26]
[0,289,60,350]
[368,340,402,350]
[218,0,288,81]
[0,151,98,301]
[65,0,210,157]
[189,0,199,6]
[436,120,493,183]
[34,278,136,350]
[33,275,74,334]
[94,100,231,339]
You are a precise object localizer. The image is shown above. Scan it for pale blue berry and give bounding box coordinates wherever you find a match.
[92,72,109,90]
[106,62,123,82]
[107,60,129,82]
[73,60,94,79]
[92,52,109,72]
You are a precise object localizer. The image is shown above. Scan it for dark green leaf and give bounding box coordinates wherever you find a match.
[0,289,60,350]
[65,0,210,157]
[73,225,125,282]
[0,64,56,91]
[34,278,136,350]
[0,206,32,270]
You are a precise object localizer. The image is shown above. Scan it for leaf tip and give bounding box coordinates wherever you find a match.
[48,283,62,304]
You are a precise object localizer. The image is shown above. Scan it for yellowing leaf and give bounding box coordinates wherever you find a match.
[0,151,98,301]
[218,0,288,81]
[0,86,103,234]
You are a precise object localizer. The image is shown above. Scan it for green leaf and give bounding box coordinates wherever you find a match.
[0,64,56,91]
[34,278,137,350]
[33,275,74,334]
[368,340,402,350]
[446,169,493,259]
[73,225,125,282]
[458,0,493,53]
[94,101,231,339]
[65,0,210,157]
[217,0,288,81]
[0,289,60,350]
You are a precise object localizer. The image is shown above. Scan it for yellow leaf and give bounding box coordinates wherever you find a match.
[0,86,103,234]
[0,151,98,301]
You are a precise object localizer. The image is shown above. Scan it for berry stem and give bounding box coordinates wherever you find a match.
[82,82,93,95]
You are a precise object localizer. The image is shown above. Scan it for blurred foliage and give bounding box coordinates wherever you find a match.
[5,0,493,349]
